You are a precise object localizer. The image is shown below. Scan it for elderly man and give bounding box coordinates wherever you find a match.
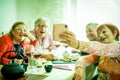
[30,17,56,60]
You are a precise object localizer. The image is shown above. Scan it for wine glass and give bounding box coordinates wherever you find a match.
[32,52,41,59]
[55,44,60,48]
[24,44,35,58]
[24,45,39,71]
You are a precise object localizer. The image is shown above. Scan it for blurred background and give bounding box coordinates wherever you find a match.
[0,0,120,41]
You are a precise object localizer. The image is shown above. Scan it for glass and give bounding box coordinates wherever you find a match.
[54,44,60,48]
[14,28,26,32]
[33,46,43,59]
[24,45,38,72]
[24,45,34,58]
[36,24,47,28]
[32,52,41,59]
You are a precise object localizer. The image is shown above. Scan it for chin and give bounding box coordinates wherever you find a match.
[41,34,45,37]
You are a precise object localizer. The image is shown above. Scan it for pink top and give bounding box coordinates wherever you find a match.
[76,41,120,79]
[76,41,120,68]
[87,41,120,57]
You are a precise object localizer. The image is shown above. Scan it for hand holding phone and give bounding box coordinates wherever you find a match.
[53,24,68,41]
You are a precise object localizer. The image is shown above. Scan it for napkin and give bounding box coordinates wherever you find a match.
[53,65,72,71]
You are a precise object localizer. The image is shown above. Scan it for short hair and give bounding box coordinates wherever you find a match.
[34,17,49,27]
[86,23,98,28]
[97,23,119,41]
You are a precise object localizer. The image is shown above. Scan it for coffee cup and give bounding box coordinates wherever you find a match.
[44,65,53,73]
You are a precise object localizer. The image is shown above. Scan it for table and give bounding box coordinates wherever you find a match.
[0,61,75,80]
[0,46,77,80]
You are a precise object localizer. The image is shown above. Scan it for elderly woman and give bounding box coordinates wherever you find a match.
[60,23,120,80]
[86,23,98,41]
[0,22,36,64]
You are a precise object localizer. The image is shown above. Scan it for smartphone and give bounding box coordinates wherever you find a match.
[53,24,68,41]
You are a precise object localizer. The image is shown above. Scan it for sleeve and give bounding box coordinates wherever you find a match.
[86,42,120,57]
[21,39,37,48]
[48,32,54,45]
[0,36,14,64]
[30,40,37,47]
[75,54,99,68]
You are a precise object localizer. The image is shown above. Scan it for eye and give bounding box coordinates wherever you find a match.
[102,31,106,34]
[24,29,27,32]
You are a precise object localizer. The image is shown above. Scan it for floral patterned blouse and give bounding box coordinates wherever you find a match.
[76,41,120,80]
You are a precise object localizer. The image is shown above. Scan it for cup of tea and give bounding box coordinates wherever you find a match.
[44,65,53,73]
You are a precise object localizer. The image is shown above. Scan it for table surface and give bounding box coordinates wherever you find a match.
[0,61,75,80]
[0,46,78,80]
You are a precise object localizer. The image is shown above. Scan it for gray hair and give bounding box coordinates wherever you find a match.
[86,23,98,28]
[34,17,49,27]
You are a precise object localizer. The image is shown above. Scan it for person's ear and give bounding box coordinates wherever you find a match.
[10,30,14,36]
[113,30,117,37]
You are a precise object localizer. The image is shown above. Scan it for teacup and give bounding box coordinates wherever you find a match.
[44,65,53,73]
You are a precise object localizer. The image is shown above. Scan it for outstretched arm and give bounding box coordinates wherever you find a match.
[60,31,120,57]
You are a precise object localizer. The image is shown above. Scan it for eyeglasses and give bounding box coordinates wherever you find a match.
[36,24,47,28]
[14,28,27,32]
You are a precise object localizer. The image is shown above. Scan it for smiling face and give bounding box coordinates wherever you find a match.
[35,20,47,38]
[86,24,98,41]
[11,23,26,43]
[97,26,117,43]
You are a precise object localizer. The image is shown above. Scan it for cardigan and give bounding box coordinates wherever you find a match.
[0,35,36,64]
[76,41,120,80]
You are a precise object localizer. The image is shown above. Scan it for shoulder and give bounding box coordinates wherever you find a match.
[0,35,13,45]
[46,32,52,36]
[0,35,12,41]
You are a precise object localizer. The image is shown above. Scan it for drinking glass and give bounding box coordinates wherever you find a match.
[24,45,34,58]
[24,45,37,70]
[33,53,41,59]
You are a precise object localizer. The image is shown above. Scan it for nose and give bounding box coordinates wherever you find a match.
[98,33,104,37]
[86,31,90,35]
[20,29,26,34]
[21,28,26,32]
[41,27,46,31]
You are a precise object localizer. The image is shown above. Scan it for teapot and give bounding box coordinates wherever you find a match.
[1,50,26,80]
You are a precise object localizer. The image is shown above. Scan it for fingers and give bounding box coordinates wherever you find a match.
[63,31,76,37]
[60,31,76,42]
[60,41,69,44]
[73,67,85,80]
[60,34,74,42]
[42,54,55,60]
[73,74,83,80]
[23,31,29,37]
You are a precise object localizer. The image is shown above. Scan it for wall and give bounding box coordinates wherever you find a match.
[16,0,67,31]
[0,0,16,35]
[0,0,120,40]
